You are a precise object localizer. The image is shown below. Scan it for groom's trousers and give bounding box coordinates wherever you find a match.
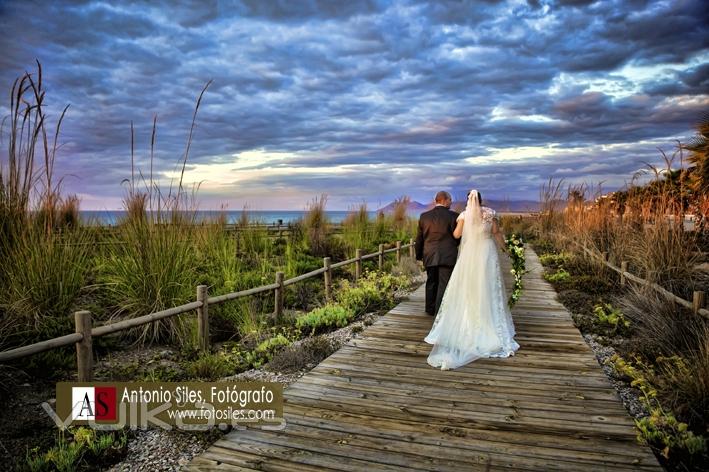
[425,265,454,316]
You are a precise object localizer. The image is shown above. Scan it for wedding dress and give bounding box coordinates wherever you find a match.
[424,190,520,370]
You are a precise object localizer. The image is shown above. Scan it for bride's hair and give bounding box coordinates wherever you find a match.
[466,190,483,205]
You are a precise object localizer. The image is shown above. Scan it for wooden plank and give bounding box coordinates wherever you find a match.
[282,404,654,461]
[272,414,657,471]
[188,246,660,471]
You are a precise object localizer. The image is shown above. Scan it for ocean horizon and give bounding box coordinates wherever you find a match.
[79,210,383,226]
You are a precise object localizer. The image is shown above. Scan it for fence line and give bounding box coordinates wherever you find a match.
[578,243,708,319]
[0,239,417,381]
[56,223,414,247]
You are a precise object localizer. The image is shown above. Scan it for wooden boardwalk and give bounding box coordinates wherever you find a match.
[187,248,660,471]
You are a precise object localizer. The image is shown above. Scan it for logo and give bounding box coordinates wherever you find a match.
[71,386,117,421]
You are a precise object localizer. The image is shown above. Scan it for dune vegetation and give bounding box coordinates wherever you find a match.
[0,65,420,470]
[500,119,709,471]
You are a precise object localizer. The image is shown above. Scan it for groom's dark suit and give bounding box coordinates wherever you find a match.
[415,205,460,316]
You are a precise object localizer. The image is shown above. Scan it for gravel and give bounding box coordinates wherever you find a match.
[582,333,649,420]
[107,430,213,472]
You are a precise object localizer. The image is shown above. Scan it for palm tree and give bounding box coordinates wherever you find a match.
[683,114,709,231]
[684,113,709,194]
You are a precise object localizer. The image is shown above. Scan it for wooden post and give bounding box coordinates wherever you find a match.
[693,291,706,316]
[355,249,363,281]
[395,241,402,264]
[620,261,628,286]
[74,310,93,382]
[274,271,284,321]
[323,257,332,302]
[409,238,415,259]
[196,285,209,352]
[378,244,384,271]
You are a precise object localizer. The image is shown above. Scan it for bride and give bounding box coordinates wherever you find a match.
[424,189,520,370]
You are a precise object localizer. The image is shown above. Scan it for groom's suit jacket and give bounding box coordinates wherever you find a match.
[415,205,460,267]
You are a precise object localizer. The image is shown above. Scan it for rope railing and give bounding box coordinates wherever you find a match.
[0,239,417,381]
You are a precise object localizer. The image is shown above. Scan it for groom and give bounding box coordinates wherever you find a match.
[415,191,460,316]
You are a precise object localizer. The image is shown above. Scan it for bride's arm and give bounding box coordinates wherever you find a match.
[491,218,507,253]
[453,218,464,239]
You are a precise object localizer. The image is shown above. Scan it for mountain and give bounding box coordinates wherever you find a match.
[378,199,540,213]
[377,200,430,213]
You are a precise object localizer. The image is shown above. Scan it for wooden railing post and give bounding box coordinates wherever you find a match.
[620,261,628,286]
[355,249,363,281]
[74,310,93,382]
[395,241,402,264]
[274,271,284,321]
[378,244,384,271]
[409,238,415,259]
[693,291,706,316]
[196,285,209,352]
[323,257,332,302]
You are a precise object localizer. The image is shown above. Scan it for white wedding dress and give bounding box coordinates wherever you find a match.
[424,191,520,370]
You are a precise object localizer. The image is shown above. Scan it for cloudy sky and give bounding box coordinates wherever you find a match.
[1,0,707,210]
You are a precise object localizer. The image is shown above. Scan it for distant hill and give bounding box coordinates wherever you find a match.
[378,200,430,213]
[378,199,540,213]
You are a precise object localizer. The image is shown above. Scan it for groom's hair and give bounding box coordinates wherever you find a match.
[435,191,451,203]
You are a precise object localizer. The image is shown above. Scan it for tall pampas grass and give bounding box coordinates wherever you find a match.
[100,80,212,346]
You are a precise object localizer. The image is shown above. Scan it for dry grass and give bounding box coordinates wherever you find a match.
[342,202,372,254]
[390,195,410,230]
[302,194,329,256]
[619,285,706,359]
[654,331,709,430]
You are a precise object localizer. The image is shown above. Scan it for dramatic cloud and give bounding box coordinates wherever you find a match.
[0,0,707,209]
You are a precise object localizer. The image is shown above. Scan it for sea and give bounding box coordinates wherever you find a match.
[79,210,384,226]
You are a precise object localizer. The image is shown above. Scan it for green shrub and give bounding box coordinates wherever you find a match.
[296,305,352,335]
[546,271,614,295]
[268,335,338,373]
[185,352,235,380]
[336,271,408,316]
[539,252,572,269]
[143,364,184,382]
[285,278,324,311]
[244,334,293,369]
[652,340,709,432]
[25,428,128,472]
[593,303,630,336]
[543,268,570,283]
[285,250,322,278]
[608,354,708,465]
[636,409,707,460]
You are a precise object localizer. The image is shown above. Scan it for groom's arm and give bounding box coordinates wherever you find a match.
[451,211,462,243]
[415,218,424,261]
